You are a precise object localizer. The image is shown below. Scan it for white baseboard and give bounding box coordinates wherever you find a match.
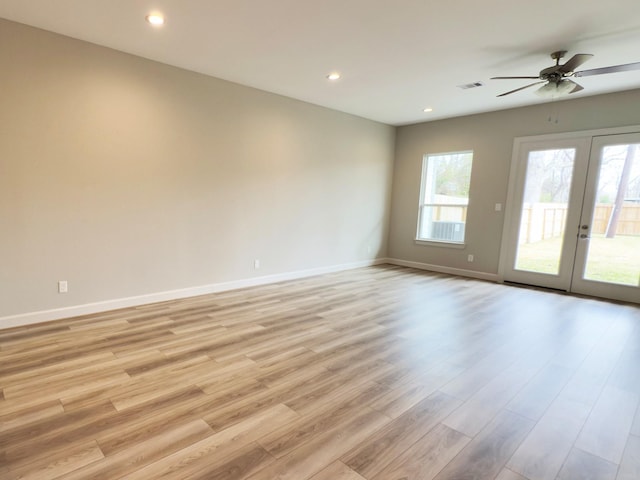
[0,258,387,330]
[386,258,499,282]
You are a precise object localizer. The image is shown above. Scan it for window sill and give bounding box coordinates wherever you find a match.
[414,239,466,249]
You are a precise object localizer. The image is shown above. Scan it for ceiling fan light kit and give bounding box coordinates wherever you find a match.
[492,50,640,98]
[535,79,580,98]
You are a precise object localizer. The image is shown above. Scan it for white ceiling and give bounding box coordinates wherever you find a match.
[1,0,640,125]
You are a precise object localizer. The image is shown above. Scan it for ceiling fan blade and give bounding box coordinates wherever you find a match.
[574,61,640,77]
[491,76,540,80]
[497,81,546,97]
[567,80,584,94]
[558,54,593,73]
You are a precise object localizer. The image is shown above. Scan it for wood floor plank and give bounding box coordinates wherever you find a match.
[4,371,131,405]
[95,386,240,456]
[282,371,388,416]
[179,442,275,480]
[59,419,214,480]
[201,365,329,432]
[194,357,260,393]
[119,403,297,479]
[368,380,436,419]
[505,363,574,421]
[0,351,118,387]
[342,390,462,478]
[508,313,637,480]
[632,405,640,437]
[495,468,529,480]
[109,358,220,411]
[245,408,390,480]
[506,396,592,480]
[0,265,637,480]
[574,385,639,464]
[437,348,518,401]
[441,351,551,437]
[607,341,640,395]
[556,448,617,480]
[1,400,117,466]
[309,461,367,480]
[0,400,65,433]
[370,423,470,480]
[259,381,390,459]
[617,434,640,480]
[8,441,104,480]
[563,315,637,406]
[431,410,534,480]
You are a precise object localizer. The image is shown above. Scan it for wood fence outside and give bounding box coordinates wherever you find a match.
[520,204,640,243]
[592,204,640,235]
[431,205,468,222]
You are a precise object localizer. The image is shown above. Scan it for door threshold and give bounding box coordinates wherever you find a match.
[504,281,637,306]
[503,281,568,294]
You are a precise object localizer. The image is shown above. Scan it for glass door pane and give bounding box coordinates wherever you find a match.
[502,136,589,292]
[572,133,640,304]
[502,131,639,302]
[582,143,640,286]
[514,149,576,275]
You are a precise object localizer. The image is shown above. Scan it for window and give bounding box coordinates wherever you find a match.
[416,151,473,244]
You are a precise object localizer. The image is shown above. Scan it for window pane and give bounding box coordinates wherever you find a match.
[583,144,640,286]
[422,152,473,204]
[419,206,467,242]
[417,151,472,243]
[514,148,575,275]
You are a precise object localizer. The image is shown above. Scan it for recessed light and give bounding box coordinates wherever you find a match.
[423,107,433,113]
[145,14,165,26]
[326,72,341,81]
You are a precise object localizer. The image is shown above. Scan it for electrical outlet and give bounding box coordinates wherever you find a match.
[467,254,474,262]
[254,259,260,269]
[58,280,68,293]
[495,203,502,212]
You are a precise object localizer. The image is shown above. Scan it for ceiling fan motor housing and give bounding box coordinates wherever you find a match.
[539,68,564,82]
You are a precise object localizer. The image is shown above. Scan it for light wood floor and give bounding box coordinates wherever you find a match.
[1,265,639,480]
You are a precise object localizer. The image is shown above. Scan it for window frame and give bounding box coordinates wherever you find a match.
[415,150,473,247]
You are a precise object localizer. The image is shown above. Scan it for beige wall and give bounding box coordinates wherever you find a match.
[0,19,396,319]
[4,17,640,323]
[389,88,640,275]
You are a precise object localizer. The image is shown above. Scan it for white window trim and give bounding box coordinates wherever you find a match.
[414,238,466,249]
[416,151,472,246]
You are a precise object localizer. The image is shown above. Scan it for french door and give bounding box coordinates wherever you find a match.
[501,129,640,304]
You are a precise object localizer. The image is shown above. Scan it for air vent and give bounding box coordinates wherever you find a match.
[457,81,484,90]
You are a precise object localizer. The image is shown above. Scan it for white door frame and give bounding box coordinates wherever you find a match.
[499,125,640,298]
[570,132,640,303]
[500,136,591,290]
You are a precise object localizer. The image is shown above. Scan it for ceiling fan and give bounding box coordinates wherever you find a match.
[492,51,640,98]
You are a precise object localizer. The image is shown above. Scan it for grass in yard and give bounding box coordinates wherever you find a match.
[516,234,640,286]
[515,237,563,275]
